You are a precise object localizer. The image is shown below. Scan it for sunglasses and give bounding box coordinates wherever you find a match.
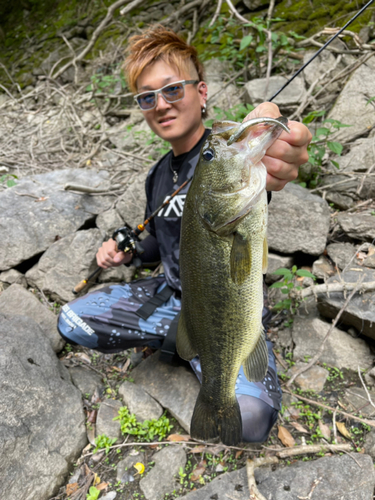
[134,80,199,111]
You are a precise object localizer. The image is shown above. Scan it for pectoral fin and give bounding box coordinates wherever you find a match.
[230,232,252,285]
[243,330,269,382]
[262,236,268,274]
[176,311,197,361]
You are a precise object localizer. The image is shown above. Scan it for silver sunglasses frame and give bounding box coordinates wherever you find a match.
[134,80,199,110]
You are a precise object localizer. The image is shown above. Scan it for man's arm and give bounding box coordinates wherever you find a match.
[243,102,312,192]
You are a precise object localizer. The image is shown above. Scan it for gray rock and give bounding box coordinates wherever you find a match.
[140,446,186,500]
[116,169,149,230]
[275,327,293,349]
[0,269,27,288]
[364,429,375,459]
[132,350,200,433]
[130,350,143,368]
[117,452,145,482]
[118,381,163,422]
[268,183,330,256]
[26,228,104,302]
[365,366,375,386]
[303,50,343,93]
[0,314,87,500]
[100,493,117,500]
[328,61,375,143]
[0,169,114,271]
[287,362,329,392]
[326,242,358,270]
[207,82,242,112]
[96,399,123,440]
[179,454,374,500]
[325,190,356,210]
[334,137,375,174]
[0,284,64,352]
[204,58,233,84]
[312,255,336,279]
[96,209,125,237]
[344,387,375,418]
[292,316,373,371]
[97,265,134,285]
[337,212,375,241]
[317,267,375,341]
[68,366,104,397]
[265,253,294,284]
[244,75,306,106]
[363,251,375,268]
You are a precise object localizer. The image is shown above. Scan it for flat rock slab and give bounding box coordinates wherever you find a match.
[292,316,373,371]
[337,212,375,241]
[326,242,358,270]
[344,387,375,418]
[288,362,329,392]
[244,75,306,106]
[328,61,375,143]
[118,381,163,422]
[96,399,123,440]
[68,366,104,397]
[140,446,186,500]
[0,314,87,500]
[0,169,114,271]
[0,283,64,352]
[180,454,375,500]
[317,267,375,341]
[131,351,200,433]
[268,183,330,256]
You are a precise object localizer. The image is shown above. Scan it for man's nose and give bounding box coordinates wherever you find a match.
[155,92,172,111]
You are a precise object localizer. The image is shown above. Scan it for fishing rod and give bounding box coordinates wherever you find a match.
[72,176,192,294]
[268,0,375,102]
[73,0,374,295]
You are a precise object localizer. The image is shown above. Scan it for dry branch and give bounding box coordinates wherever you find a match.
[247,457,279,500]
[293,279,375,300]
[274,443,352,459]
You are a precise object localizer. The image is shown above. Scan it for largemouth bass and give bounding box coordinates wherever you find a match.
[176,116,290,446]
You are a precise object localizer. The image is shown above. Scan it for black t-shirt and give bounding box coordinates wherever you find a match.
[142,129,211,292]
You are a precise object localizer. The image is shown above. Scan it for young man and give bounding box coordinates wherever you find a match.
[58,26,311,442]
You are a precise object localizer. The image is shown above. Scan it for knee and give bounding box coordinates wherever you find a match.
[238,395,278,443]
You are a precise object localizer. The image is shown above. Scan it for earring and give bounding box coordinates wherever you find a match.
[202,104,206,114]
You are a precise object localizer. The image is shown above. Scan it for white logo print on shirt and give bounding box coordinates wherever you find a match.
[157,194,186,218]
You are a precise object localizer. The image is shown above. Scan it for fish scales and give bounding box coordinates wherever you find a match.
[176,117,290,446]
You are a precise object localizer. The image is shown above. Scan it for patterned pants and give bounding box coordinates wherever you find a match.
[57,276,282,442]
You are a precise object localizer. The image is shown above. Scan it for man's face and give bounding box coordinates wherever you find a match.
[136,60,206,149]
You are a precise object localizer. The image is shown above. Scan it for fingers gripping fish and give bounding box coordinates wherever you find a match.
[176,116,290,446]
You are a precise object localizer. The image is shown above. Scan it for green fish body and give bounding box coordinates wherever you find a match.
[176,117,289,446]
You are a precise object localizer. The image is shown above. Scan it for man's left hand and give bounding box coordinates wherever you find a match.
[243,102,312,191]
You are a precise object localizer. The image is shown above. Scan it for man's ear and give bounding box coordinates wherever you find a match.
[197,81,208,109]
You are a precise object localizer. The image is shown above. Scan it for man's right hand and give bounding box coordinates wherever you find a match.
[96,238,133,269]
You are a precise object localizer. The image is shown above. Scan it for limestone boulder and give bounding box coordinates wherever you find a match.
[244,75,306,106]
[0,314,87,500]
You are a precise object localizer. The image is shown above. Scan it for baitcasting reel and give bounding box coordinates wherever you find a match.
[112,225,144,268]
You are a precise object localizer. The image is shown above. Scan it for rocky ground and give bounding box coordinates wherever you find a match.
[1,1,375,499]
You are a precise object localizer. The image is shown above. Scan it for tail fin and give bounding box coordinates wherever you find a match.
[190,389,242,446]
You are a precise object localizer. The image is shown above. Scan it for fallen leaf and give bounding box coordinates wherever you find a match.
[87,160,92,166]
[191,466,206,481]
[66,483,79,495]
[167,434,191,442]
[121,358,131,373]
[134,462,145,475]
[189,445,206,454]
[96,482,109,491]
[35,196,49,202]
[109,366,121,372]
[235,450,243,459]
[278,425,296,447]
[290,421,309,433]
[208,445,226,456]
[87,410,97,424]
[318,420,331,440]
[74,352,91,364]
[87,425,96,446]
[75,205,81,210]
[336,422,351,439]
[149,443,159,449]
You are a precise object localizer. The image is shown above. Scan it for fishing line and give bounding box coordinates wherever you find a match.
[268,0,375,102]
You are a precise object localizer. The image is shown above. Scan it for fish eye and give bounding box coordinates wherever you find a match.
[203,148,215,161]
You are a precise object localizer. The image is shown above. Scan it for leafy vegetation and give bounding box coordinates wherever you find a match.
[270,265,316,314]
[114,407,173,441]
[93,434,118,454]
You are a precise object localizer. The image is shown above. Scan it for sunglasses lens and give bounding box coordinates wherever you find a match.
[137,93,156,110]
[162,83,184,102]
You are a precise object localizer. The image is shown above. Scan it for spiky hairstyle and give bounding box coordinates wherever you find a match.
[124,25,205,93]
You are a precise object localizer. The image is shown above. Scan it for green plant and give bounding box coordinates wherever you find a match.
[301,110,351,188]
[93,434,117,454]
[0,173,17,188]
[114,407,173,442]
[86,69,127,95]
[178,466,187,484]
[86,486,100,500]
[270,266,316,314]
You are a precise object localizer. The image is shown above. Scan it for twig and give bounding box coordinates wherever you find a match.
[358,366,375,410]
[247,457,278,500]
[52,0,143,79]
[63,183,121,193]
[293,279,375,300]
[264,0,276,101]
[297,477,322,500]
[309,176,357,193]
[209,0,223,27]
[273,349,288,370]
[224,0,270,36]
[282,388,375,428]
[265,443,352,458]
[333,406,338,444]
[161,0,202,24]
[286,278,363,387]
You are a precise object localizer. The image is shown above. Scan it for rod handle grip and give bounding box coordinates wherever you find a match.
[72,280,88,295]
